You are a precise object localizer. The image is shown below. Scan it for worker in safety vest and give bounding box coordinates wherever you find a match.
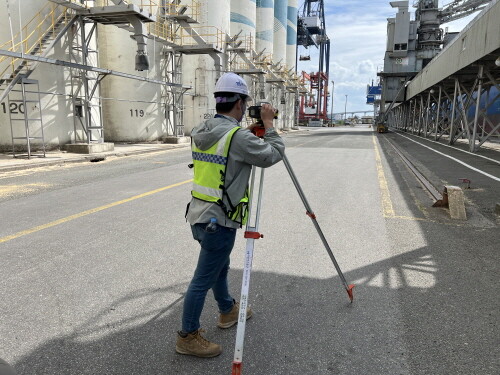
[176,72,285,358]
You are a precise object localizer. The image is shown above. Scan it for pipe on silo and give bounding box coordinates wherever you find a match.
[286,0,297,71]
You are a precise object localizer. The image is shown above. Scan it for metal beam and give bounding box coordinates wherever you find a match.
[0,49,189,89]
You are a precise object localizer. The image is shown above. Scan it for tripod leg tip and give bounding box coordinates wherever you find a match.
[347,284,355,302]
[232,361,242,375]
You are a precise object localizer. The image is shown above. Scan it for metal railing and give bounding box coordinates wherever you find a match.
[254,53,273,68]
[227,34,253,52]
[0,3,72,81]
[95,0,200,23]
[179,26,225,50]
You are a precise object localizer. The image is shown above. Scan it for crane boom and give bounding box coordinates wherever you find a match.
[439,0,491,23]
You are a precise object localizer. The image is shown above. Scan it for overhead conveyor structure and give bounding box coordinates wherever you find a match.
[378,0,499,152]
[0,0,308,156]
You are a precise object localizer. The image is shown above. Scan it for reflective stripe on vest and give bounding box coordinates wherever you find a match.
[191,126,248,224]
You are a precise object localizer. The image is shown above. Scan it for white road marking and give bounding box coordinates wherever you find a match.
[394,133,500,182]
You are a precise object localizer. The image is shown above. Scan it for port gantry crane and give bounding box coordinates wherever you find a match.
[296,0,330,125]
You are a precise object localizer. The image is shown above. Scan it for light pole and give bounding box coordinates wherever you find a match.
[330,81,334,125]
[344,94,348,124]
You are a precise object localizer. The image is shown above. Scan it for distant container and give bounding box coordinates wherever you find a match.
[308,118,322,127]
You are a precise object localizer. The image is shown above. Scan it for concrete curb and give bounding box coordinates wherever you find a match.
[0,128,308,173]
[0,143,190,173]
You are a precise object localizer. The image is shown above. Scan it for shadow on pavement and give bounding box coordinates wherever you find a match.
[11,241,498,375]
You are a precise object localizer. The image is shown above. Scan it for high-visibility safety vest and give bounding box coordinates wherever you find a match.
[191,126,249,225]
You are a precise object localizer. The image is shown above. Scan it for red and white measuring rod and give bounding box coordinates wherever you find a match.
[232,167,265,375]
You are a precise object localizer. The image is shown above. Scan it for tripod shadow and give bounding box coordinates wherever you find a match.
[10,239,497,375]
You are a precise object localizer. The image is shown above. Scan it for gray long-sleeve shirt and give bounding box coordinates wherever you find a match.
[186,114,285,228]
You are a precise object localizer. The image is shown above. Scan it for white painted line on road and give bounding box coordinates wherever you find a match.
[394,131,500,166]
[394,133,500,182]
[0,179,193,244]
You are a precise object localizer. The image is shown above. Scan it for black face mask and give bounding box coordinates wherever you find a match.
[239,99,247,123]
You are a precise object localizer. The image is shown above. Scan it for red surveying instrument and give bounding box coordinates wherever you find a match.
[248,104,277,138]
[232,107,355,374]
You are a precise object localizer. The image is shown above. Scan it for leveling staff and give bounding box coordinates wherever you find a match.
[176,73,284,358]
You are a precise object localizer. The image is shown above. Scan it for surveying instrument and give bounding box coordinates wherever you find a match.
[231,105,355,375]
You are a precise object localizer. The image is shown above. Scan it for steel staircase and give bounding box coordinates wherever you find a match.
[0,2,78,156]
[0,3,75,96]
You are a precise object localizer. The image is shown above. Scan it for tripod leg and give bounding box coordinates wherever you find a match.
[282,154,354,302]
[232,167,265,374]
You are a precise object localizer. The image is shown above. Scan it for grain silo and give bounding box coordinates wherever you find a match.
[181,0,230,134]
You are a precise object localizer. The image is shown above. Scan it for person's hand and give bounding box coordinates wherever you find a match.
[260,104,276,129]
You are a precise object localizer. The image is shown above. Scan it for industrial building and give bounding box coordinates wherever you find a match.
[378,0,500,152]
[0,0,323,157]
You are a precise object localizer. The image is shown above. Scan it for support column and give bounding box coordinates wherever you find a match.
[470,65,483,152]
[418,95,424,135]
[449,79,458,145]
[434,86,441,140]
[424,90,431,137]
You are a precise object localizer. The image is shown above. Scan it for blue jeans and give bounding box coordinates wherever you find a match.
[182,223,237,333]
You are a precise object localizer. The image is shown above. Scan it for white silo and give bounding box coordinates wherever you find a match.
[256,0,274,56]
[230,0,257,101]
[286,0,298,70]
[98,0,164,142]
[273,0,288,130]
[273,0,287,66]
[181,0,231,135]
[230,0,256,41]
[285,0,298,129]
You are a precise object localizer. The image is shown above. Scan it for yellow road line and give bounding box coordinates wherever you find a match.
[0,179,192,244]
[372,134,395,218]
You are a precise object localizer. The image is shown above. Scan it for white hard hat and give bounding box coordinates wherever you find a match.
[214,72,253,102]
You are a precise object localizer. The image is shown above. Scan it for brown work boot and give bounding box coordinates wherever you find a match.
[217,301,253,329]
[175,329,222,358]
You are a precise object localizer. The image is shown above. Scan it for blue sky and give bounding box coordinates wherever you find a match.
[296,0,477,115]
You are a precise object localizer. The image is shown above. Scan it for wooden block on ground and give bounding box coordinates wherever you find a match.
[445,185,467,220]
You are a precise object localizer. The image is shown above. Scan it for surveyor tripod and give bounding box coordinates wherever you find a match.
[231,151,355,375]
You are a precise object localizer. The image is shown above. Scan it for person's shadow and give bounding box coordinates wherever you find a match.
[9,241,497,375]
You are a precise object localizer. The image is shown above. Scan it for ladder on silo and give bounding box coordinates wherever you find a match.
[69,17,104,144]
[8,77,46,159]
[162,51,186,137]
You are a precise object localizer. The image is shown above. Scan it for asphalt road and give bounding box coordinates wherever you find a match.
[0,127,498,375]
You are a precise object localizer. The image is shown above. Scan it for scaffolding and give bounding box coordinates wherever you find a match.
[0,0,306,154]
[387,64,500,152]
